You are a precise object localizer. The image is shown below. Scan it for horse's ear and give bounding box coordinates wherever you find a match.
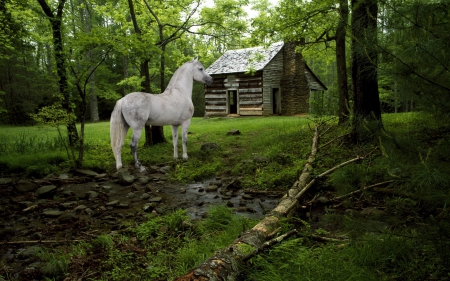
[193,57,198,62]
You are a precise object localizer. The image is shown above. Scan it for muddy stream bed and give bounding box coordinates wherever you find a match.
[0,165,283,279]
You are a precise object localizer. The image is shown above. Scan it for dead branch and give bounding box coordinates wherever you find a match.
[243,229,298,262]
[319,133,350,150]
[332,180,395,201]
[1,239,84,245]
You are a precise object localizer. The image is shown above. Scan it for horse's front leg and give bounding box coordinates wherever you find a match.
[181,119,190,160]
[171,125,179,159]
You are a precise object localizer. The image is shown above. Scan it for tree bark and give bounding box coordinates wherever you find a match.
[336,0,349,124]
[37,0,79,147]
[351,0,382,142]
[127,0,166,146]
[175,124,322,281]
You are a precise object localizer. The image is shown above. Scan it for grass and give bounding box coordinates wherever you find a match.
[2,112,450,280]
[0,116,313,189]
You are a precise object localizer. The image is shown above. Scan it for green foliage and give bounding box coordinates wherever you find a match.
[329,163,368,195]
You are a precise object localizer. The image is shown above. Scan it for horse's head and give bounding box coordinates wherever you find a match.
[191,59,213,86]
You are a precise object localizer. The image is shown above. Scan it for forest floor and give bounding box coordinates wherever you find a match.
[0,165,286,280]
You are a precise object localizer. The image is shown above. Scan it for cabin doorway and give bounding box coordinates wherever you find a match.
[272,88,281,114]
[228,90,238,114]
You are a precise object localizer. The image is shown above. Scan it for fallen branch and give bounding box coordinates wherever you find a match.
[332,180,395,201]
[0,239,84,245]
[243,229,298,262]
[175,123,322,281]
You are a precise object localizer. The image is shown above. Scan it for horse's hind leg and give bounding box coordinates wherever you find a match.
[130,127,146,172]
[181,119,191,160]
[171,125,179,159]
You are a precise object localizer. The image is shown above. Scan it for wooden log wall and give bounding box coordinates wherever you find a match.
[204,72,264,117]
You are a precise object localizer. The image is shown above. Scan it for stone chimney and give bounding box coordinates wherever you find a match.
[281,41,309,115]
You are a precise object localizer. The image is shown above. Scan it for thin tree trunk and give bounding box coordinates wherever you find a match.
[337,0,349,124]
[37,0,79,147]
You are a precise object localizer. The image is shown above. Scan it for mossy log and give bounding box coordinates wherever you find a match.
[175,124,321,281]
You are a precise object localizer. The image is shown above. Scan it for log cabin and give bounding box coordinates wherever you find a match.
[204,41,328,117]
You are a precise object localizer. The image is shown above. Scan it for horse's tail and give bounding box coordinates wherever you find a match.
[110,98,128,170]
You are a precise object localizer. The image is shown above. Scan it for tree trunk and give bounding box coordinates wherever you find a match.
[127,0,165,147]
[37,0,79,147]
[351,0,382,142]
[175,125,322,281]
[336,0,349,124]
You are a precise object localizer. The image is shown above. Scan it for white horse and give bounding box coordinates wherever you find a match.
[110,59,213,171]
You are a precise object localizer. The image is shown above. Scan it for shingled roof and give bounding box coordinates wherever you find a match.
[206,42,284,74]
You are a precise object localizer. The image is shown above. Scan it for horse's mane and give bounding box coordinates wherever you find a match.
[164,60,197,93]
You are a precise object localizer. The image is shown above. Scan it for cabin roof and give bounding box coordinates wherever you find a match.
[206,41,327,91]
[206,42,284,74]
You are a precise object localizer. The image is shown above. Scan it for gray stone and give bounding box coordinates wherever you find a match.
[18,245,43,260]
[106,200,119,206]
[35,185,57,198]
[73,205,87,211]
[226,129,241,135]
[200,142,221,151]
[316,196,330,204]
[160,166,172,174]
[85,191,98,200]
[58,212,77,223]
[117,170,135,184]
[138,176,150,184]
[140,193,151,200]
[0,178,13,185]
[253,156,269,164]
[42,209,64,217]
[15,179,38,192]
[149,197,162,203]
[205,185,219,192]
[75,169,99,176]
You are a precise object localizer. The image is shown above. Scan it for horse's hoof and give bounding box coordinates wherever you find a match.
[139,166,147,173]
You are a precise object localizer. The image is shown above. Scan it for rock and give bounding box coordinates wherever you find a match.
[58,174,70,179]
[15,179,38,192]
[138,176,150,184]
[117,203,129,208]
[242,194,253,200]
[106,200,119,206]
[160,166,172,174]
[18,245,43,260]
[85,208,95,215]
[149,197,162,203]
[226,178,242,190]
[140,193,151,200]
[126,192,136,198]
[205,185,219,192]
[0,178,13,185]
[117,170,135,185]
[42,209,64,217]
[58,212,77,223]
[59,202,77,210]
[253,156,269,164]
[226,129,241,136]
[316,196,330,204]
[226,201,234,207]
[143,203,157,212]
[74,169,99,177]
[35,185,57,198]
[18,201,35,208]
[200,142,221,151]
[85,191,98,200]
[73,205,87,211]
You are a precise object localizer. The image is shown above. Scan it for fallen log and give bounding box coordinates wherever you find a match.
[175,124,322,281]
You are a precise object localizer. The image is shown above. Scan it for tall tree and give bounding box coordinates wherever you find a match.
[37,0,79,146]
[350,0,382,142]
[336,0,349,124]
